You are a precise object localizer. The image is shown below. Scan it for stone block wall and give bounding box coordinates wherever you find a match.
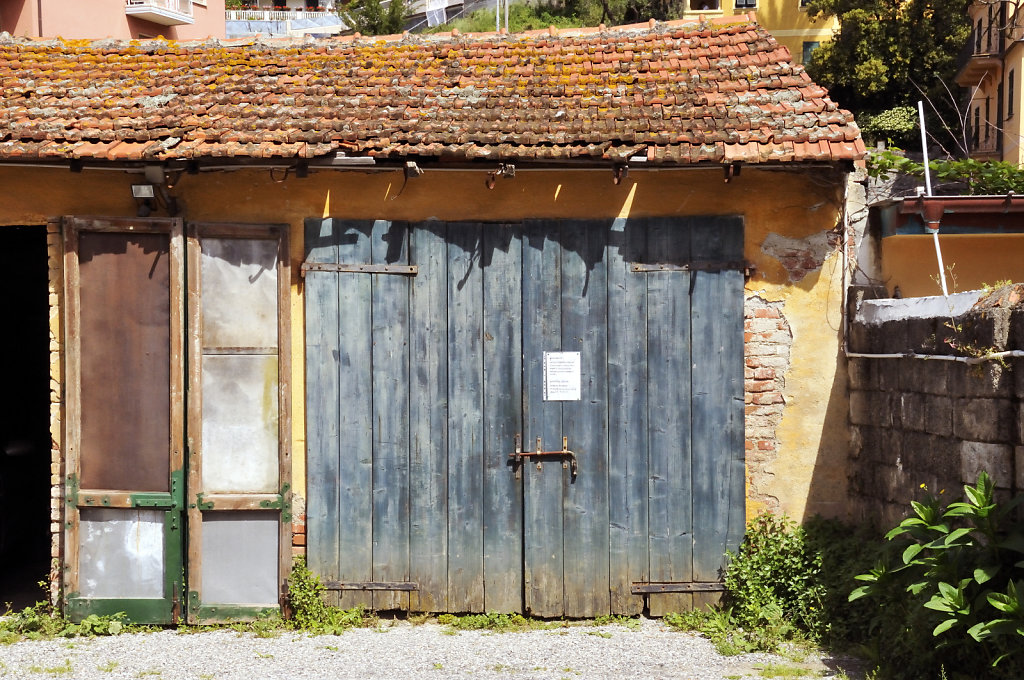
[848,288,1024,527]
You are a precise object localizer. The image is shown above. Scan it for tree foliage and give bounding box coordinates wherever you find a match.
[339,0,408,35]
[803,0,971,150]
[429,0,691,34]
[561,0,688,26]
[425,3,584,34]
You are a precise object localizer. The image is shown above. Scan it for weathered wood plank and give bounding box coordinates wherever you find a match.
[62,218,82,602]
[446,223,485,612]
[303,218,342,607]
[521,221,565,618]
[606,217,649,616]
[275,225,293,615]
[371,220,411,611]
[690,218,746,583]
[481,224,523,613]
[408,224,450,613]
[646,217,694,616]
[333,220,374,610]
[559,220,611,617]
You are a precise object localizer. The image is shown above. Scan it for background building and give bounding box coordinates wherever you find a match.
[0,0,225,40]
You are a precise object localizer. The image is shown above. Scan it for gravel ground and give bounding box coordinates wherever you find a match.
[0,618,864,680]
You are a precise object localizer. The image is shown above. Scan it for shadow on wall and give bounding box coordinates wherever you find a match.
[802,332,851,521]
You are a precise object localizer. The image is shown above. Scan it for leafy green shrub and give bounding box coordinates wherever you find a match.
[287,557,376,634]
[849,472,1024,679]
[723,513,826,643]
[868,149,1024,195]
[859,107,919,148]
[663,512,880,656]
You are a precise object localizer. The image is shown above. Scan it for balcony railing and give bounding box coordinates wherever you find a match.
[226,9,337,21]
[125,0,194,25]
[956,20,1004,86]
[971,129,1001,158]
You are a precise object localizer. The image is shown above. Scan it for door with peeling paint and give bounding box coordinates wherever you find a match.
[62,217,291,624]
[304,217,745,617]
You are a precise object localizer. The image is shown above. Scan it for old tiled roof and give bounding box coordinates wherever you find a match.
[0,16,864,165]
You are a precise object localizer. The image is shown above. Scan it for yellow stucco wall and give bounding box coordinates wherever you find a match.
[882,233,1024,298]
[1000,40,1024,165]
[0,163,850,522]
[669,1,838,64]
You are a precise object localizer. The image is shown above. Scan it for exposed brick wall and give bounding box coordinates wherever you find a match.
[744,294,793,514]
[291,494,306,558]
[848,292,1024,527]
[46,220,63,608]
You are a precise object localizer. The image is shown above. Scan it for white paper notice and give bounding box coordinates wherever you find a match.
[543,351,581,401]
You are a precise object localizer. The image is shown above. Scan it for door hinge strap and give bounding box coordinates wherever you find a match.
[323,581,419,591]
[300,263,418,277]
[630,582,726,594]
[630,261,754,276]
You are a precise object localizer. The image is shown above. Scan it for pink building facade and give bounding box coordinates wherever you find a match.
[1,0,225,39]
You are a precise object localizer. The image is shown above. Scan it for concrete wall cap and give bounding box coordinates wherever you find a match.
[856,291,983,326]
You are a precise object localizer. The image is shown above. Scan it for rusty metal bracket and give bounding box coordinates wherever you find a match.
[508,434,578,479]
[300,262,418,277]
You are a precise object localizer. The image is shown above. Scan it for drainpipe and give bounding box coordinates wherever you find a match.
[919,100,951,298]
[839,176,1023,364]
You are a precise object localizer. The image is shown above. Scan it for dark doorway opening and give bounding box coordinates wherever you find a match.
[0,226,52,610]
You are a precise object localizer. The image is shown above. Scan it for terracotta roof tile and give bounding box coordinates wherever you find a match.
[0,16,863,165]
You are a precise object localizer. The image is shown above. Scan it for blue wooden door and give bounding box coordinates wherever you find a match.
[304,217,743,616]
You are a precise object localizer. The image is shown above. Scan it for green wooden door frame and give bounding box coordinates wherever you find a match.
[62,218,292,625]
[62,217,187,624]
[184,223,292,625]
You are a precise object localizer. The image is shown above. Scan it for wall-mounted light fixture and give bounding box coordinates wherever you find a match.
[132,184,156,216]
[404,161,423,179]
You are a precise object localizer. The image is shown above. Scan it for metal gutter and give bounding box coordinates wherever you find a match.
[898,194,1024,231]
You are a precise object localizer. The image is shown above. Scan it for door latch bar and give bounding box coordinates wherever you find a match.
[508,434,578,479]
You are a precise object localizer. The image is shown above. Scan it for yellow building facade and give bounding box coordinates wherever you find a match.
[958,0,1024,164]
[683,2,838,64]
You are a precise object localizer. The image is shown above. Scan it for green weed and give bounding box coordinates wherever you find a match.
[436,611,561,632]
[592,614,640,630]
[286,557,377,634]
[0,598,131,643]
[757,664,811,678]
[31,659,72,676]
[96,661,119,672]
